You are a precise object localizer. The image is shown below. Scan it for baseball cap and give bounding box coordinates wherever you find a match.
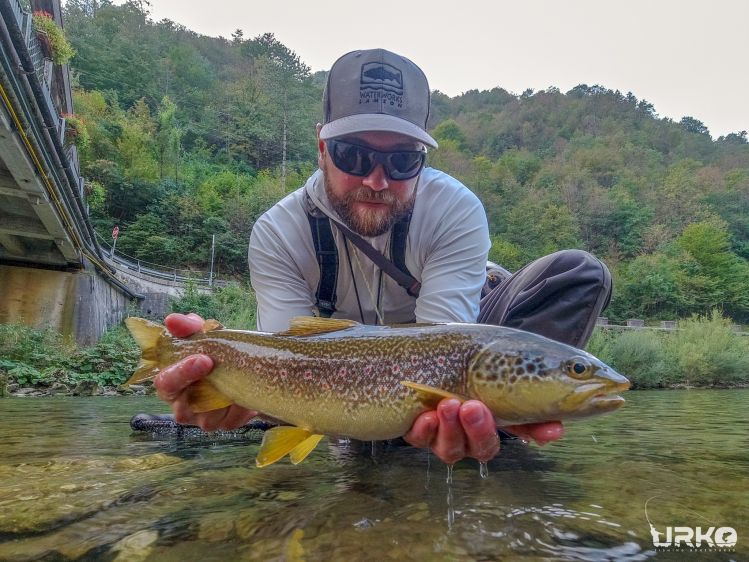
[320,49,438,148]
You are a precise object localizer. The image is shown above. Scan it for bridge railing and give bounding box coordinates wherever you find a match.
[11,2,66,146]
[95,231,222,287]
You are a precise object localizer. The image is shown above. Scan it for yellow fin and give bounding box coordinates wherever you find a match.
[185,380,233,413]
[288,434,324,465]
[125,317,166,384]
[400,381,467,409]
[256,426,312,467]
[278,316,360,337]
[202,319,224,332]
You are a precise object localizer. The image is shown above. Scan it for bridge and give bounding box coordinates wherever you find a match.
[0,0,215,343]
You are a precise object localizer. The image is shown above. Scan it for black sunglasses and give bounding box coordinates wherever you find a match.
[327,139,427,180]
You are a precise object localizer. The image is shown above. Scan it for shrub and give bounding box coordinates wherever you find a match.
[170,281,257,329]
[662,310,749,387]
[32,11,75,65]
[605,329,669,389]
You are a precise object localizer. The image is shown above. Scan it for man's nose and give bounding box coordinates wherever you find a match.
[361,164,389,191]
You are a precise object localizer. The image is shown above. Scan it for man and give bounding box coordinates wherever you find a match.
[154,49,611,465]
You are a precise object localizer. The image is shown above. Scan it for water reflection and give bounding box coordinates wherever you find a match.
[0,391,745,560]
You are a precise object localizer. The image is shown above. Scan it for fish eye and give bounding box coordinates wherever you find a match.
[567,358,591,379]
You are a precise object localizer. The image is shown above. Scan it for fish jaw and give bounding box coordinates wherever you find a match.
[560,377,630,419]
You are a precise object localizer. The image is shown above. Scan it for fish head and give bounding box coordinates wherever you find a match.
[466,332,630,425]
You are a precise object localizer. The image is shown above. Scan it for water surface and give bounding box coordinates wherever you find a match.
[0,390,746,561]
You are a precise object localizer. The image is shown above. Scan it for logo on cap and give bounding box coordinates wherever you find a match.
[360,62,403,108]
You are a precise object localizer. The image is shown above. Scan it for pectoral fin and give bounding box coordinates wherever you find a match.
[185,380,233,413]
[256,426,324,467]
[400,381,467,409]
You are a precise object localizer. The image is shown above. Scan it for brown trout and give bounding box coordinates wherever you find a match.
[126,316,629,467]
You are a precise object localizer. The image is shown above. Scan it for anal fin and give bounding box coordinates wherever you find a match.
[400,381,466,409]
[185,380,233,413]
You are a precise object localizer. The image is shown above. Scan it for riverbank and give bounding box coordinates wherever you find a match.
[2,381,154,398]
[2,310,747,395]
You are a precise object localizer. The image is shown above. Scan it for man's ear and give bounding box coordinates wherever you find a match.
[316,123,326,167]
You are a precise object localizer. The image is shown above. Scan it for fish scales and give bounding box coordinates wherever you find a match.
[163,325,488,439]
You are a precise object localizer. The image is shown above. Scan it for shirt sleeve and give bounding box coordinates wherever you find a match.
[413,189,490,324]
[248,216,316,333]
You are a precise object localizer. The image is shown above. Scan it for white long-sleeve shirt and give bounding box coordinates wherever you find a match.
[248,167,490,332]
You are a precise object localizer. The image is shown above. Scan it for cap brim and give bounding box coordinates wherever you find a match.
[320,114,438,148]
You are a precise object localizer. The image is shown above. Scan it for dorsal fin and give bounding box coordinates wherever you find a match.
[278,316,360,337]
[202,319,224,332]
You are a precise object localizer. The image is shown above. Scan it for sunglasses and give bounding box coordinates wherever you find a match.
[327,139,427,180]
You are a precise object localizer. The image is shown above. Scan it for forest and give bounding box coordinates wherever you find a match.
[63,1,749,324]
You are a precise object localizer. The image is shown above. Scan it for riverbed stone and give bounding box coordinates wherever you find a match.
[112,529,159,562]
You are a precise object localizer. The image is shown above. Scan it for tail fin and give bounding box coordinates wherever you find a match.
[125,317,165,384]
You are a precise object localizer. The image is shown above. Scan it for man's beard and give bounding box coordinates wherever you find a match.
[323,165,415,237]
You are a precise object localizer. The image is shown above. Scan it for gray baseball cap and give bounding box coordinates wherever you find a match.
[320,49,438,148]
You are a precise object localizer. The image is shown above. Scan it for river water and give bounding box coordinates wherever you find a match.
[0,390,746,561]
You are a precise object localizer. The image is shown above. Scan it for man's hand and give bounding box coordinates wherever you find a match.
[403,399,564,464]
[153,313,257,431]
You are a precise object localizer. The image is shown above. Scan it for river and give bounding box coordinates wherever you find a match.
[0,390,746,561]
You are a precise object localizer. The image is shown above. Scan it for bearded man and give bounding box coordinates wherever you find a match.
[154,49,612,465]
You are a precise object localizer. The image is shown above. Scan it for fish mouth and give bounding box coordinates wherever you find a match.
[586,380,631,412]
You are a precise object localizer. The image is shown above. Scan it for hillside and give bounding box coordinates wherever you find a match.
[63,1,749,323]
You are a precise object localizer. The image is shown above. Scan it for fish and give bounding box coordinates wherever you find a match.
[125,316,629,467]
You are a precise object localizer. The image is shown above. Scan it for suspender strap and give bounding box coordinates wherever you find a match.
[326,213,421,298]
[390,211,418,296]
[307,212,338,317]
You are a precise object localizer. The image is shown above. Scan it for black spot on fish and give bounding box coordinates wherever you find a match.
[526,363,536,373]
[509,374,517,384]
[515,367,525,375]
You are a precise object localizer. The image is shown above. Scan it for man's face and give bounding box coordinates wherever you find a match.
[319,130,423,237]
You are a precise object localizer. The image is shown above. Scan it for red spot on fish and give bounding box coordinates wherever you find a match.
[339,367,348,376]
[437,356,446,366]
[392,364,400,373]
[304,370,313,380]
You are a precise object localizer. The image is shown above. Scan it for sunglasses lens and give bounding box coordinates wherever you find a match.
[329,141,425,180]
[330,142,373,176]
[386,152,425,180]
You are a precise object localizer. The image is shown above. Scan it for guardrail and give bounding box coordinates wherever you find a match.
[95,231,221,287]
[596,317,747,335]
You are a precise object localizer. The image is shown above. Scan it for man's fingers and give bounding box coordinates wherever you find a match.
[403,411,439,449]
[432,399,466,464]
[460,401,500,462]
[154,354,214,400]
[164,313,205,338]
[504,421,564,445]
